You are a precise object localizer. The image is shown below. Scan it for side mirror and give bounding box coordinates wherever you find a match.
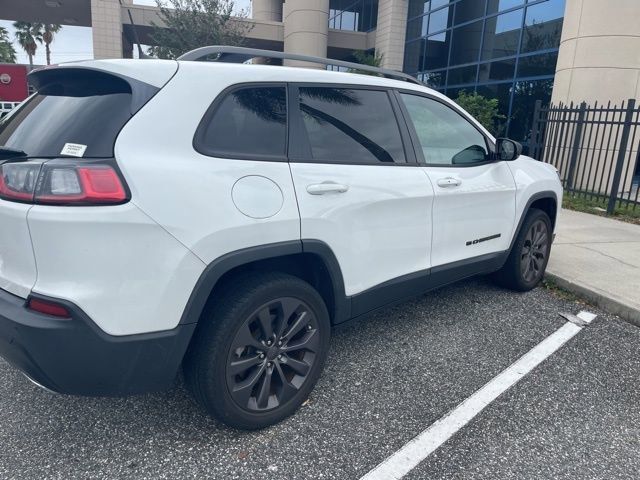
[496,138,522,161]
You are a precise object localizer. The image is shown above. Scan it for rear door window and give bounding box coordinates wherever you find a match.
[0,69,136,158]
[297,87,406,164]
[194,85,288,160]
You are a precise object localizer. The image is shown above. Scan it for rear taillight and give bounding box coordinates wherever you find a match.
[36,165,127,205]
[0,160,128,206]
[27,297,71,318]
[0,162,40,202]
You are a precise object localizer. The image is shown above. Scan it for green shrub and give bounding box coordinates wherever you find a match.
[454,90,505,136]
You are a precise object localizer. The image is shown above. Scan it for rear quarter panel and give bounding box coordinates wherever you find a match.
[27,203,205,336]
[113,64,301,265]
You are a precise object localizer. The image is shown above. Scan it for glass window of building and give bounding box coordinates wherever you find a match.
[430,0,450,10]
[517,52,559,77]
[481,9,523,60]
[407,15,429,40]
[454,0,487,25]
[510,79,554,141]
[404,38,427,75]
[487,0,526,15]
[421,70,447,89]
[522,0,565,53]
[407,0,430,20]
[428,5,450,34]
[424,33,450,70]
[342,10,357,30]
[403,0,565,143]
[478,58,516,82]
[329,0,378,32]
[450,20,483,66]
[447,64,478,86]
[476,83,512,134]
[411,0,450,13]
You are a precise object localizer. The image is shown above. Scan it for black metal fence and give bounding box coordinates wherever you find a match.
[529,99,640,214]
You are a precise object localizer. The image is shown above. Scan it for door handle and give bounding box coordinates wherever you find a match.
[437,177,462,188]
[306,182,350,195]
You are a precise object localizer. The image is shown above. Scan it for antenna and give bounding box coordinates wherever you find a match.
[119,0,148,59]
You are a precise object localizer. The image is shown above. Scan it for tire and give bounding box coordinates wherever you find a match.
[493,208,552,292]
[183,271,331,430]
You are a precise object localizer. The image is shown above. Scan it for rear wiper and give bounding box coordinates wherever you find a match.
[0,146,28,160]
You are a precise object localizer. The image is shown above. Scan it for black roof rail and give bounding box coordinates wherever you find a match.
[177,46,425,86]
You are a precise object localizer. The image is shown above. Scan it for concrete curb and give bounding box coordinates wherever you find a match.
[545,272,640,328]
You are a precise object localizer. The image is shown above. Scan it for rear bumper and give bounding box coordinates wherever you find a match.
[0,288,195,396]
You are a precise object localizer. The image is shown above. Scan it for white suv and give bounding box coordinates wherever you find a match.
[0,48,561,429]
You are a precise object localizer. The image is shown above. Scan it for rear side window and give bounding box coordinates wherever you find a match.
[297,87,406,164]
[0,69,135,158]
[195,86,287,160]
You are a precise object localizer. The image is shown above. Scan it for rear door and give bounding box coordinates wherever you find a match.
[288,84,434,308]
[398,92,516,268]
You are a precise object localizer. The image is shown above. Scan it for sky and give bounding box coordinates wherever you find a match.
[0,0,252,65]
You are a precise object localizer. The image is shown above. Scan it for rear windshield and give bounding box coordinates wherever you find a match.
[0,69,134,158]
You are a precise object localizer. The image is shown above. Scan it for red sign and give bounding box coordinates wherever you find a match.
[0,64,29,102]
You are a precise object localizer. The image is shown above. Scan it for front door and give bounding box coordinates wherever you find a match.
[398,92,516,268]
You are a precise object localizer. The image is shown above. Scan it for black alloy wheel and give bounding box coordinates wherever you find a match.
[183,272,330,430]
[492,208,553,291]
[226,297,320,412]
[520,219,549,284]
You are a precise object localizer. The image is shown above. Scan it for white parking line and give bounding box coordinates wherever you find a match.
[361,311,597,480]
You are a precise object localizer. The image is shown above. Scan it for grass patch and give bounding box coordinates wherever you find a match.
[542,278,597,309]
[542,278,582,302]
[562,193,640,225]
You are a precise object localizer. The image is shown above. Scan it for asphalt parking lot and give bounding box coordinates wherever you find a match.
[1,278,638,480]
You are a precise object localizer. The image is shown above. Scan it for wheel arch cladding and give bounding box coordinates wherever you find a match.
[510,191,558,251]
[529,196,558,230]
[179,240,349,327]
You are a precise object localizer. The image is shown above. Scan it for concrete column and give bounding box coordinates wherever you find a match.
[375,0,409,71]
[253,0,283,22]
[552,0,640,105]
[283,0,329,69]
[550,0,640,196]
[91,0,124,59]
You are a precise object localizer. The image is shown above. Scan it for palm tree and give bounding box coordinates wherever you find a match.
[347,50,384,76]
[42,24,62,65]
[13,21,43,68]
[0,27,17,63]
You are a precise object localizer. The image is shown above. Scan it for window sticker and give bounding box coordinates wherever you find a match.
[60,143,88,157]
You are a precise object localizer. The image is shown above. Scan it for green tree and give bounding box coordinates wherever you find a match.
[42,24,62,65]
[13,21,43,68]
[0,27,17,63]
[347,50,384,76]
[148,0,251,60]
[455,90,505,135]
